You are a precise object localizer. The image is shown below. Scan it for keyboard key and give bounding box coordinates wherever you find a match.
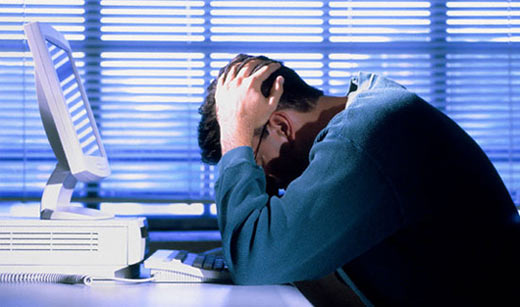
[192,255,205,268]
[203,255,216,270]
[175,250,188,262]
[213,258,225,270]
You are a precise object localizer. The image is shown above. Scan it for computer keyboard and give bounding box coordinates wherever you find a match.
[144,249,231,283]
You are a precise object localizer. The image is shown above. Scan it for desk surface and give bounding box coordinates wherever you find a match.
[0,282,311,307]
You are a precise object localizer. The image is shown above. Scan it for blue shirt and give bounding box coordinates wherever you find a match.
[215,73,519,306]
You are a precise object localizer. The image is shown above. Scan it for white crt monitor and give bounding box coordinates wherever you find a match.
[24,22,112,220]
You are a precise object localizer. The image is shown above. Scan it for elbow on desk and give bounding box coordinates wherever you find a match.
[225,246,303,285]
[230,271,262,285]
[230,268,287,286]
[227,256,272,285]
[224,246,286,285]
[221,220,294,285]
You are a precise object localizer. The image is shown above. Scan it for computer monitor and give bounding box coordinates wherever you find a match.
[24,22,113,220]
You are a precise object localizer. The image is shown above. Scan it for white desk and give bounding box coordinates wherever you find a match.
[0,282,311,307]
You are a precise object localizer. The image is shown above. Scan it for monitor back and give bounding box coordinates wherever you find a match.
[24,22,110,182]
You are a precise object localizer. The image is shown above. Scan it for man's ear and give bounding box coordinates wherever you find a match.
[268,112,293,141]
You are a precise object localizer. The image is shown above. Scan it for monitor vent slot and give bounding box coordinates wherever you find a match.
[0,231,99,252]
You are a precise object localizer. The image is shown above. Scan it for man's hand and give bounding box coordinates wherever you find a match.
[215,60,284,156]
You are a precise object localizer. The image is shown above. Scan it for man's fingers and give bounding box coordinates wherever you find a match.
[220,62,240,85]
[268,75,284,109]
[220,59,280,88]
[253,62,281,83]
[221,58,260,85]
[236,58,260,78]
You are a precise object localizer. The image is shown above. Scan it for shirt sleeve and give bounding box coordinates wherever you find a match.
[215,119,404,285]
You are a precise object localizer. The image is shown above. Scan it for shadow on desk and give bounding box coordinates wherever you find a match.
[294,272,366,307]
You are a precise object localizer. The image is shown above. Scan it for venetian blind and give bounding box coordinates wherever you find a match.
[0,0,518,218]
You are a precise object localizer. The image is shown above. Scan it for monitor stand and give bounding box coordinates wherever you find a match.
[40,163,114,220]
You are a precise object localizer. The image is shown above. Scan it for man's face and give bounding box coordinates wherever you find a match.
[252,126,309,197]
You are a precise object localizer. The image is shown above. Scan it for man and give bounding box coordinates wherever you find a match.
[198,54,519,306]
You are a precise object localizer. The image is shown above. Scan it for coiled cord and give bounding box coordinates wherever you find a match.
[0,273,157,285]
[0,273,92,285]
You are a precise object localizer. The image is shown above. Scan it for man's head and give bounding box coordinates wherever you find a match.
[198,54,325,194]
[198,54,324,164]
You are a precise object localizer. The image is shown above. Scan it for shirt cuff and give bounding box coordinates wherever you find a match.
[218,146,256,174]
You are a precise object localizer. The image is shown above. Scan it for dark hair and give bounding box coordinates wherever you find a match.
[198,54,324,164]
